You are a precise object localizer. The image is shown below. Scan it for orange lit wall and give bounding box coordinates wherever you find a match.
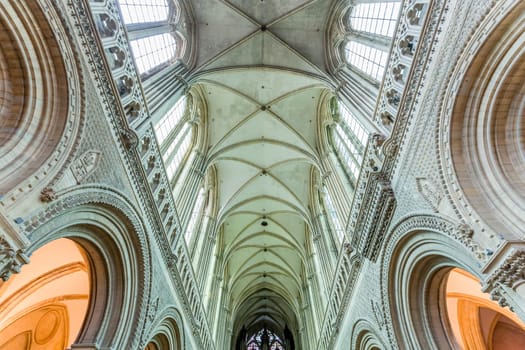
[0,238,90,349]
[446,268,525,350]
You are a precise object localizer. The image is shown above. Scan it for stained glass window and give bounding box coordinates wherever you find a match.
[324,186,345,242]
[130,33,177,75]
[118,0,169,24]
[246,329,284,350]
[345,41,388,81]
[350,2,401,37]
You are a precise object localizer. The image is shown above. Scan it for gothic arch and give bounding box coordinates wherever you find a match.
[0,0,84,198]
[440,0,525,240]
[21,186,151,349]
[380,215,481,349]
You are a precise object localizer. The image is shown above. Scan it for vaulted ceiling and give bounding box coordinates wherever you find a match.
[188,0,338,341]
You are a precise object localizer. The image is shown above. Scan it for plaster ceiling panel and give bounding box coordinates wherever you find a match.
[203,32,321,75]
[191,0,259,67]
[222,174,306,215]
[201,32,265,71]
[268,162,312,207]
[212,111,313,155]
[268,0,332,69]
[261,33,322,76]
[268,88,323,148]
[201,69,324,104]
[214,142,312,170]
[225,0,312,26]
[226,197,300,218]
[216,161,260,208]
[204,85,259,147]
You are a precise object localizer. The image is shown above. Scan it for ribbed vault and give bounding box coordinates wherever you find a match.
[188,0,338,345]
[197,68,330,341]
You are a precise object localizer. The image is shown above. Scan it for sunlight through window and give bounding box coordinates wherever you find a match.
[345,41,388,81]
[350,2,401,37]
[119,0,169,24]
[130,33,177,75]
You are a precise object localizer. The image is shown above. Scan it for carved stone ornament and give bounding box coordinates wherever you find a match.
[120,127,139,150]
[416,177,443,212]
[0,236,30,281]
[71,150,102,184]
[40,187,57,202]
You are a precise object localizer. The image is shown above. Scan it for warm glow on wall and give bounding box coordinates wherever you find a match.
[0,238,91,349]
[446,268,525,350]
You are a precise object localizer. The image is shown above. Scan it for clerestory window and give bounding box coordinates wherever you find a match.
[154,95,194,182]
[130,33,177,75]
[345,41,388,81]
[344,1,401,82]
[118,0,170,24]
[323,186,345,243]
[332,102,368,186]
[117,0,181,79]
[349,2,401,37]
[185,187,206,243]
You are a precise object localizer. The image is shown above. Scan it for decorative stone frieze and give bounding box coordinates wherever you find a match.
[0,235,30,281]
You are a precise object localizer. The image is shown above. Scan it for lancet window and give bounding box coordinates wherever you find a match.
[344,1,401,81]
[117,0,181,78]
[154,96,194,182]
[332,102,368,186]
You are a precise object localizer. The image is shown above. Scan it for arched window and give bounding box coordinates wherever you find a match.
[117,0,181,79]
[155,95,187,145]
[323,186,345,243]
[345,41,388,81]
[164,123,192,179]
[154,96,194,182]
[332,102,368,185]
[130,33,177,75]
[118,0,170,24]
[185,187,206,243]
[349,2,401,37]
[343,1,401,81]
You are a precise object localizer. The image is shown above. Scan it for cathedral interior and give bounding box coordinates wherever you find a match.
[1,0,525,349]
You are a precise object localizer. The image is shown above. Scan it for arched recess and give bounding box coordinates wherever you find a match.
[0,0,84,197]
[350,319,387,350]
[0,238,90,349]
[442,0,525,239]
[20,187,151,349]
[445,268,525,350]
[145,308,184,350]
[381,215,482,349]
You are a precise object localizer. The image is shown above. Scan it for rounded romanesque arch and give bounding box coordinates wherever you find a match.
[145,310,183,350]
[380,215,483,349]
[0,238,91,349]
[17,187,151,349]
[0,0,84,198]
[350,319,387,350]
[441,0,525,240]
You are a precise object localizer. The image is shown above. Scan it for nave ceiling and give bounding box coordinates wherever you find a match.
[187,0,338,338]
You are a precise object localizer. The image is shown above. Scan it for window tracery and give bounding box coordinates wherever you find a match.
[343,1,401,81]
[117,0,182,78]
[154,95,194,182]
[130,33,178,75]
[118,0,170,24]
[246,328,285,350]
[185,187,206,243]
[349,2,401,37]
[331,102,368,185]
